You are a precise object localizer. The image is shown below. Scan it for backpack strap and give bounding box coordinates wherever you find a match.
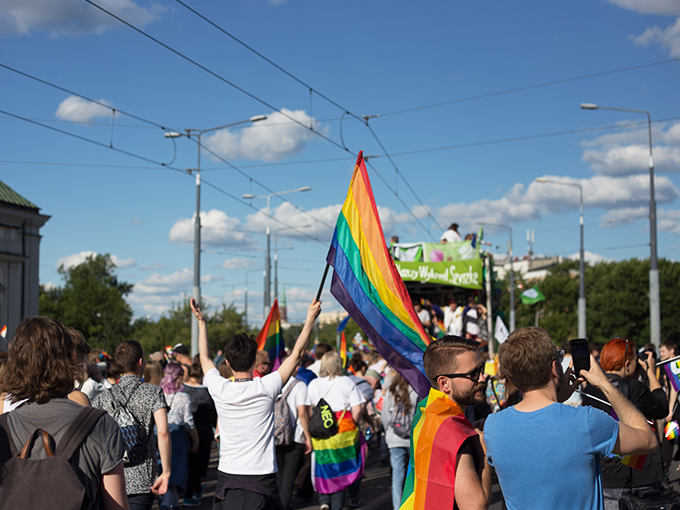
[57,407,106,460]
[282,379,299,400]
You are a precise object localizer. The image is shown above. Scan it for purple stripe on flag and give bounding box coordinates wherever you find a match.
[665,363,680,392]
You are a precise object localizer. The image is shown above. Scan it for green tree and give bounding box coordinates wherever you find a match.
[132,299,246,355]
[39,253,133,350]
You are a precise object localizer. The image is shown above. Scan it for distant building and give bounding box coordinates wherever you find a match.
[0,181,50,349]
[493,255,563,281]
[317,310,348,325]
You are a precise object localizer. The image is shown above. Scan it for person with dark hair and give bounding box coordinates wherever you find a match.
[308,343,333,376]
[485,327,658,510]
[0,316,129,510]
[92,340,172,510]
[192,298,321,510]
[383,371,418,510]
[440,222,462,243]
[582,337,667,509]
[182,362,217,506]
[159,362,199,510]
[403,335,491,510]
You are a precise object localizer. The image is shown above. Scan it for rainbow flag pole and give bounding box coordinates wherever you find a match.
[340,332,347,368]
[255,299,285,371]
[325,151,433,398]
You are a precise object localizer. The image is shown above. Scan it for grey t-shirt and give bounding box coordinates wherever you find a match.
[6,398,125,508]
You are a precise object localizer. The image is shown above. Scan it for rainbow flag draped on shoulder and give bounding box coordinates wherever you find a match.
[255,298,284,371]
[326,152,433,398]
[400,388,477,510]
[311,411,367,493]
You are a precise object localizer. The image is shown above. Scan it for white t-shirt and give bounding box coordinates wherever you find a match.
[417,309,430,325]
[465,308,480,336]
[204,369,283,475]
[445,305,464,336]
[282,378,311,444]
[307,376,366,413]
[440,229,462,243]
[307,359,322,376]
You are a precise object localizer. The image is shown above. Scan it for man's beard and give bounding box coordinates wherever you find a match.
[451,381,487,407]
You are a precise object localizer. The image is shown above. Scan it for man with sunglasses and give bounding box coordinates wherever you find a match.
[400,336,492,510]
[484,327,657,510]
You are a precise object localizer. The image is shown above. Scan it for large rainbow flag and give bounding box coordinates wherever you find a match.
[326,152,433,398]
[400,388,477,510]
[255,299,284,371]
[664,360,680,392]
[311,411,367,493]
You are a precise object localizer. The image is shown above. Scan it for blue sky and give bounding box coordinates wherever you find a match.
[2,0,679,324]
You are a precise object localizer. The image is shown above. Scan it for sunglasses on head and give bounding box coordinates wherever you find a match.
[438,363,486,382]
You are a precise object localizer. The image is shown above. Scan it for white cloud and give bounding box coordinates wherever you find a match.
[110,255,137,268]
[169,209,257,248]
[55,96,112,123]
[581,121,680,176]
[42,281,57,291]
[244,201,411,242]
[0,0,164,37]
[221,258,257,270]
[631,17,680,57]
[567,251,615,264]
[140,262,165,271]
[599,206,648,228]
[658,209,680,234]
[204,109,324,162]
[56,250,136,270]
[134,268,220,295]
[608,0,680,15]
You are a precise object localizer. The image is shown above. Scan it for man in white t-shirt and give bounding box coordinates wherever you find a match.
[444,297,464,336]
[275,365,312,509]
[440,223,462,243]
[192,298,321,510]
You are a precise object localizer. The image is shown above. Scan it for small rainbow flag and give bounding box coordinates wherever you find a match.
[340,332,347,369]
[311,411,367,494]
[255,299,284,371]
[0,325,6,338]
[607,407,648,471]
[664,361,680,392]
[665,421,680,440]
[399,388,477,510]
[326,152,433,398]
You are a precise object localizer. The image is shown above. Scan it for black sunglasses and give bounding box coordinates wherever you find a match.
[438,363,486,382]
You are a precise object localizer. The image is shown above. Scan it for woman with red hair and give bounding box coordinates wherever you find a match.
[582,337,667,510]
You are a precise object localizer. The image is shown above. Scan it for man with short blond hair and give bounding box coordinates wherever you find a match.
[485,327,657,510]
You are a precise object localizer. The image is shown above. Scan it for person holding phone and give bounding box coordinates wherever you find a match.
[581,337,668,510]
[485,327,657,510]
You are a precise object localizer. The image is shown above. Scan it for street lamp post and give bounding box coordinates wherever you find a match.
[243,187,311,316]
[536,178,586,338]
[581,103,660,350]
[478,222,515,331]
[164,115,267,356]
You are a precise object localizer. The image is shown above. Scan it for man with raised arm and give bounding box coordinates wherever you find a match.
[484,327,657,510]
[190,298,321,510]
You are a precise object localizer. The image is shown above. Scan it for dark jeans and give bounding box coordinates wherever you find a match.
[318,491,344,510]
[214,471,283,510]
[275,442,305,509]
[127,493,154,510]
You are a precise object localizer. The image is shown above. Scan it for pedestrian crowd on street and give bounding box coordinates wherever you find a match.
[0,291,677,510]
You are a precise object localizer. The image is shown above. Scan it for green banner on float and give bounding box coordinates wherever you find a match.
[394,259,483,289]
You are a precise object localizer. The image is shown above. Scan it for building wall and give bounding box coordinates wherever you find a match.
[0,206,49,348]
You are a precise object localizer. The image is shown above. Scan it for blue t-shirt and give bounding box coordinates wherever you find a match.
[485,403,619,510]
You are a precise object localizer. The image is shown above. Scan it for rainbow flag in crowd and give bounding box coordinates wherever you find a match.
[326,152,433,398]
[608,407,648,471]
[256,299,284,371]
[664,360,680,392]
[400,388,477,510]
[0,325,6,338]
[311,411,367,493]
[340,332,347,368]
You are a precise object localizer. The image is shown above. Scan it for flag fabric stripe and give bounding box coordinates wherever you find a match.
[664,363,680,392]
[340,332,347,368]
[328,249,432,396]
[311,411,366,494]
[334,219,429,350]
[255,299,284,371]
[327,152,433,398]
[399,389,477,510]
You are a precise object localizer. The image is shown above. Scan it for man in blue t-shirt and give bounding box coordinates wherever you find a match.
[485,327,657,510]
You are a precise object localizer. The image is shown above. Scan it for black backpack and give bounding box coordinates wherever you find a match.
[310,398,344,439]
[0,406,105,510]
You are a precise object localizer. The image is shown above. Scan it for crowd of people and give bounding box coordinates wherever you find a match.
[0,298,678,510]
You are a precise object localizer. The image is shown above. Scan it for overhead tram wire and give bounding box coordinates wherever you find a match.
[84,0,351,156]
[171,0,443,236]
[376,58,680,118]
[86,0,440,241]
[1,107,328,245]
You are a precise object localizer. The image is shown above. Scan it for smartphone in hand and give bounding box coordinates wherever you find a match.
[569,338,590,376]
